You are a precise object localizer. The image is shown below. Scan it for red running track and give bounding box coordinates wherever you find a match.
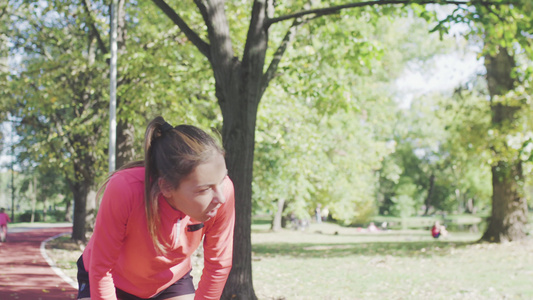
[0,226,78,300]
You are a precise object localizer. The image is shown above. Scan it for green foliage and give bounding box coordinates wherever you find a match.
[107,1,222,154]
[17,211,41,222]
[253,77,390,224]
[254,13,455,225]
[438,89,494,204]
[377,59,500,215]
[390,194,416,218]
[1,0,223,202]
[16,209,66,223]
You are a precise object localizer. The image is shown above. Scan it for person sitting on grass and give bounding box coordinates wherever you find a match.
[76,116,235,300]
[431,221,448,239]
[367,222,379,232]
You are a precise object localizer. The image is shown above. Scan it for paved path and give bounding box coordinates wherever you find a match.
[0,226,78,300]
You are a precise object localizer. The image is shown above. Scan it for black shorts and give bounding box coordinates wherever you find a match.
[77,255,195,299]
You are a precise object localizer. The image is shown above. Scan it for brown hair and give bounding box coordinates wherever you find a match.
[143,116,224,253]
[101,116,224,254]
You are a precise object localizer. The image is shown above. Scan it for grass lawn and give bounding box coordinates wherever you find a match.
[45,221,533,300]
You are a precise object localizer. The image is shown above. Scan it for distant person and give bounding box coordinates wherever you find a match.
[367,222,379,232]
[289,212,299,230]
[76,116,235,300]
[0,208,11,242]
[381,221,388,231]
[431,221,448,238]
[315,204,322,223]
[321,206,329,222]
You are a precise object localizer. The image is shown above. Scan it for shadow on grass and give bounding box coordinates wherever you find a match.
[252,240,475,259]
[252,218,272,225]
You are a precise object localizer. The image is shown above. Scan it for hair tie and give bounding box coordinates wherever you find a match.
[161,122,174,133]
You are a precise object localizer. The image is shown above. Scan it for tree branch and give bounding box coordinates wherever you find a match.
[261,0,320,96]
[81,0,108,55]
[0,3,8,19]
[151,0,211,60]
[195,0,235,78]
[261,18,303,97]
[267,0,507,26]
[476,1,506,22]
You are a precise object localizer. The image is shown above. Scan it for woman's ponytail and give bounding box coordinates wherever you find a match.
[144,116,168,254]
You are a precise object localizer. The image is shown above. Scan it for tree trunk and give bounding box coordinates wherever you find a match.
[85,189,98,231]
[115,0,135,169]
[65,198,73,222]
[219,75,261,300]
[466,197,475,214]
[480,46,528,243]
[30,177,37,223]
[271,198,285,231]
[211,0,268,298]
[70,148,96,242]
[482,162,527,242]
[71,180,91,241]
[116,120,136,168]
[423,174,435,215]
[220,101,258,300]
[455,188,462,213]
[43,198,47,222]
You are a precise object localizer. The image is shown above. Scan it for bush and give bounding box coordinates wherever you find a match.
[18,211,43,222]
[16,209,66,222]
[48,210,67,222]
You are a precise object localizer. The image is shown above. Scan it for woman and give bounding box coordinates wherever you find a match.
[77,116,235,300]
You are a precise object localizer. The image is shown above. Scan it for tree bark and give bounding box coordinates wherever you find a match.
[480,46,528,243]
[271,198,286,231]
[116,119,136,168]
[482,162,527,242]
[221,104,258,300]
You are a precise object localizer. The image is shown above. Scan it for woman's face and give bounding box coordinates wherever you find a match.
[162,152,228,222]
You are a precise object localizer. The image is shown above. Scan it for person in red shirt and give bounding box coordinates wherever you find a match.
[77,116,235,300]
[0,208,11,242]
[431,221,447,239]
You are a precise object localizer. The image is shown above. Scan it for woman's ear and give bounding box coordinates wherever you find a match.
[158,178,172,198]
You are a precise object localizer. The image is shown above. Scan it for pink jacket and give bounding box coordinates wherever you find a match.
[0,212,10,226]
[82,167,235,299]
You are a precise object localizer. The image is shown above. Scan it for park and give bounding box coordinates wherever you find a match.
[1,0,532,299]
